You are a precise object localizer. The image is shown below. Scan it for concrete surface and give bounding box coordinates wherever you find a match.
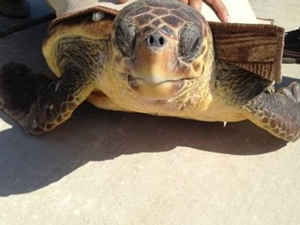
[0,1,300,225]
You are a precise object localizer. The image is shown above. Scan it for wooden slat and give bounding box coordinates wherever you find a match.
[210,22,285,83]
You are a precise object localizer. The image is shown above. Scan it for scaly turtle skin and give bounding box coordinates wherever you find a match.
[0,0,300,141]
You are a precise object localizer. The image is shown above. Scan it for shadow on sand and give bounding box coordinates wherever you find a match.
[1,76,299,196]
[1,84,293,196]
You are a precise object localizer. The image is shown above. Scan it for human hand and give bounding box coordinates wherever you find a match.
[116,0,229,23]
[184,0,228,22]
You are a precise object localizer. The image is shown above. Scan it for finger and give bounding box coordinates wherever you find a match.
[188,0,202,11]
[179,0,189,5]
[117,0,128,3]
[205,0,229,23]
[214,0,229,22]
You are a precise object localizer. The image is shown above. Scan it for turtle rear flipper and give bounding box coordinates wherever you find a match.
[243,82,300,142]
[0,63,94,134]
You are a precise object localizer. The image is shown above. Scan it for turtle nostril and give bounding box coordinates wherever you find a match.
[159,37,165,46]
[146,32,167,48]
[148,36,154,45]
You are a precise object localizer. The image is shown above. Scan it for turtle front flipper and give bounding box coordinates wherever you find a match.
[243,82,300,142]
[0,63,95,134]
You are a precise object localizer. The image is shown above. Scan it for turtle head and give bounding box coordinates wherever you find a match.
[112,0,214,101]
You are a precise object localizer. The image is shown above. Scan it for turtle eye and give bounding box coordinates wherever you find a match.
[178,24,203,62]
[115,18,137,57]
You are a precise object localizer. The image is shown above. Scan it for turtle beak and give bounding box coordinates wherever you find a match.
[132,32,178,84]
[128,32,185,100]
[127,74,184,100]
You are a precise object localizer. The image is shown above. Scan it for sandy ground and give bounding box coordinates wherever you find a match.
[0,0,300,224]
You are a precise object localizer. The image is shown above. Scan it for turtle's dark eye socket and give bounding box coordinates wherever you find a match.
[115,18,137,57]
[178,24,203,62]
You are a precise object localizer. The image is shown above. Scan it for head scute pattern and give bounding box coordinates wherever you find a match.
[115,0,208,40]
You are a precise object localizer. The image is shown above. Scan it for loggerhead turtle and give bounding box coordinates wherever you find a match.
[0,0,300,141]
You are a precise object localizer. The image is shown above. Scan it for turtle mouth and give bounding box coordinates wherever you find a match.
[127,74,185,100]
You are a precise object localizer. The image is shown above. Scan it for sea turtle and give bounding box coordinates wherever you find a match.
[0,0,300,142]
